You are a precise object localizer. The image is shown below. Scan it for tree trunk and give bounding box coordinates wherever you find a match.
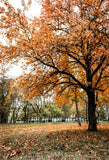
[86,101,88,123]
[75,101,81,126]
[12,108,16,123]
[39,116,42,122]
[0,113,8,123]
[75,88,81,126]
[88,91,97,131]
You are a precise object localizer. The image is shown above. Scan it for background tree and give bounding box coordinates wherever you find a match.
[0,78,11,123]
[54,86,81,125]
[0,64,13,123]
[49,103,63,120]
[62,104,72,120]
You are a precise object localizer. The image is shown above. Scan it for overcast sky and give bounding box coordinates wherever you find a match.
[9,0,41,18]
[6,0,41,78]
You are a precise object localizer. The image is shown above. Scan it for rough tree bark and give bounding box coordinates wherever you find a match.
[88,90,97,131]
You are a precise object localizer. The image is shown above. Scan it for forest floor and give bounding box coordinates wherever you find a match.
[0,122,109,160]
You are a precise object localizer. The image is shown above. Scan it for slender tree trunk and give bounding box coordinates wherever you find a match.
[86,101,88,123]
[39,116,42,122]
[75,101,81,126]
[88,91,97,131]
[75,88,81,126]
[23,106,28,123]
[12,108,16,123]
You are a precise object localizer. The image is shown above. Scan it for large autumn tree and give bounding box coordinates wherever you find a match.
[0,0,109,130]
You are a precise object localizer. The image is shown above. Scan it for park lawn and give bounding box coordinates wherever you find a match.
[0,123,109,160]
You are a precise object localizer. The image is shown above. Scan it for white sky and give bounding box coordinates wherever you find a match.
[5,0,41,78]
[9,0,41,18]
[7,65,23,78]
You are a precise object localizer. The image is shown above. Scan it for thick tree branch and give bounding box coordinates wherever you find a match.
[91,56,106,78]
[94,68,104,88]
[35,55,87,91]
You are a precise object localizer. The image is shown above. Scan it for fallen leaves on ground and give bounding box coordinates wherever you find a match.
[0,123,109,159]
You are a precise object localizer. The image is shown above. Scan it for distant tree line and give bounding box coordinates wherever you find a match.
[0,76,108,124]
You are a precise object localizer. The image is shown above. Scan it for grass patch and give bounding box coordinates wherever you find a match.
[0,123,109,159]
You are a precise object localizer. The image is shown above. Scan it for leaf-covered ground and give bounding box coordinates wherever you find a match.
[0,123,109,159]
